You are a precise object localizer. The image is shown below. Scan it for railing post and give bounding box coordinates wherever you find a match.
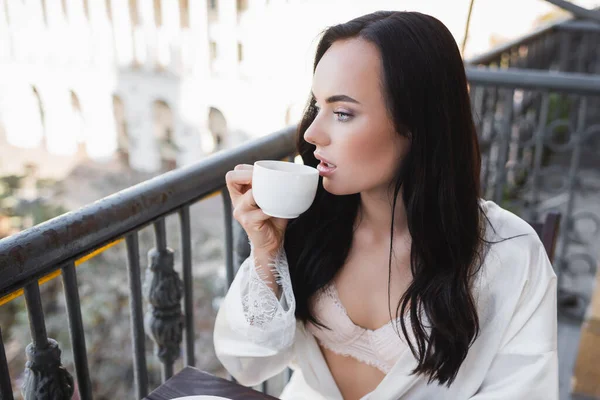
[179,206,196,367]
[21,282,74,400]
[558,31,571,72]
[493,89,515,204]
[0,327,14,400]
[61,262,92,400]
[528,93,551,221]
[222,189,236,288]
[125,233,149,399]
[234,221,250,276]
[480,86,498,198]
[145,219,184,382]
[556,99,587,274]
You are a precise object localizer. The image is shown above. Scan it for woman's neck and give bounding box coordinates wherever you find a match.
[356,187,408,241]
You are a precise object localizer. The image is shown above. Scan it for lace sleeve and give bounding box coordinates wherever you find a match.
[223,242,296,351]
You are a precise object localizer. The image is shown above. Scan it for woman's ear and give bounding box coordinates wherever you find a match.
[395,133,411,158]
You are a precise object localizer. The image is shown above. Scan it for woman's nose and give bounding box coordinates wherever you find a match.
[304,118,330,146]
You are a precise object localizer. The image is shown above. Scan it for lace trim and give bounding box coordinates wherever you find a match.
[322,285,347,314]
[316,339,392,374]
[324,283,405,333]
[231,241,296,350]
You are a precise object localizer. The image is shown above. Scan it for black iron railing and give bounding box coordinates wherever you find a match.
[466,12,600,74]
[0,127,296,399]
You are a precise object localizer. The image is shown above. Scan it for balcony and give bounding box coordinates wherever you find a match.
[1,6,600,400]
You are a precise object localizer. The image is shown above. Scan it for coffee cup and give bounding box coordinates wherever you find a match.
[252,160,319,219]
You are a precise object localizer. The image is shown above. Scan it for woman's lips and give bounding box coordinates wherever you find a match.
[317,161,336,176]
[314,153,336,176]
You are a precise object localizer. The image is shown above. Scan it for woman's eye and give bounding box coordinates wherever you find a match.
[334,112,352,122]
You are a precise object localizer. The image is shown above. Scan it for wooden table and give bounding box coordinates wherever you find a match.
[143,366,280,400]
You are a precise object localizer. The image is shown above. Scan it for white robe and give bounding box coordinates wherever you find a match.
[213,200,558,399]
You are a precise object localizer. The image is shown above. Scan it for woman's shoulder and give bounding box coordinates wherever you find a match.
[479,199,539,245]
[473,200,557,350]
[477,199,555,292]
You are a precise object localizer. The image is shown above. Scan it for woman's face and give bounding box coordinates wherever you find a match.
[304,37,410,197]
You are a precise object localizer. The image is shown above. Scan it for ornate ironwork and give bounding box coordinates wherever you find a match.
[470,80,600,320]
[144,243,184,380]
[21,339,74,400]
[467,14,600,319]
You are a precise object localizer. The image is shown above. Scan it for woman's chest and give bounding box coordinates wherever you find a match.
[319,344,388,400]
[333,243,412,331]
[309,249,413,398]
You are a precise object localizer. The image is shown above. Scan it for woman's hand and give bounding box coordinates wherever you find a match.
[225,164,289,254]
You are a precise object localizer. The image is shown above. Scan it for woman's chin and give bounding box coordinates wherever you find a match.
[323,179,355,196]
[322,179,337,195]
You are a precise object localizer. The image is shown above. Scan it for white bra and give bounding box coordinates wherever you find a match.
[306,283,408,374]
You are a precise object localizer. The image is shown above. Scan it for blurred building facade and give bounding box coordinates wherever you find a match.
[0,0,312,172]
[2,0,598,173]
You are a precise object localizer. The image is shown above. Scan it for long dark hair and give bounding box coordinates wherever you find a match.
[284,11,486,386]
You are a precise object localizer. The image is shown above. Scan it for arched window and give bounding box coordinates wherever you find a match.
[112,95,129,165]
[32,87,46,150]
[153,99,177,170]
[70,90,86,157]
[208,107,227,152]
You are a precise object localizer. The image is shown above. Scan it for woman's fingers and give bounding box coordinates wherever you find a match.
[232,189,268,225]
[236,208,273,229]
[226,173,287,251]
[225,168,253,204]
[234,164,253,171]
[234,188,258,212]
[226,170,252,187]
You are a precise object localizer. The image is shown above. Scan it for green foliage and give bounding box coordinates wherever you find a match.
[0,174,67,234]
[0,175,22,200]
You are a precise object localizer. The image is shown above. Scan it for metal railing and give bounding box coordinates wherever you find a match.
[0,127,296,399]
[543,0,600,24]
[466,17,600,74]
[466,6,600,321]
[467,67,600,315]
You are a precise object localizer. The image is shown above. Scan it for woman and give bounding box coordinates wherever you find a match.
[214,11,557,400]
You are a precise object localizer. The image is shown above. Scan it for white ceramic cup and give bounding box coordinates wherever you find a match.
[252,160,319,219]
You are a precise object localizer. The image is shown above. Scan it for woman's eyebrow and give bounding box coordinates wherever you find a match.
[326,94,360,104]
[312,92,361,104]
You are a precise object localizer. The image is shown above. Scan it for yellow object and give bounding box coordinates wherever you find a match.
[0,175,292,307]
[572,260,600,397]
[0,238,124,307]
